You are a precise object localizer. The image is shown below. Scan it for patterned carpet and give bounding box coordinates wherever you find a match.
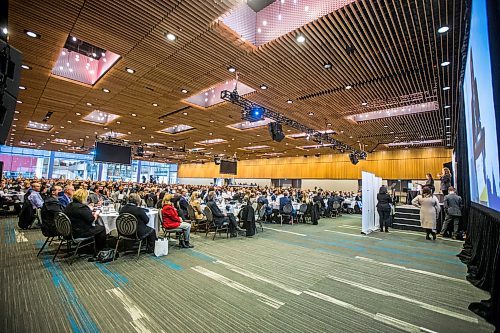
[0,215,494,333]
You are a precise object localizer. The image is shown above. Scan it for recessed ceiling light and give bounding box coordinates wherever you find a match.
[60,126,64,129]
[16,100,22,104]
[127,131,131,134]
[141,126,146,129]
[71,36,77,42]
[116,121,121,124]
[1,27,7,35]
[260,84,268,90]
[345,85,352,90]
[166,32,177,41]
[86,102,93,106]
[308,112,314,116]
[75,112,81,116]
[25,30,40,38]
[383,125,388,128]
[19,86,26,90]
[125,67,135,74]
[13,118,18,121]
[438,26,449,33]
[287,99,293,104]
[152,103,158,107]
[444,105,450,109]
[181,89,188,94]
[102,88,110,93]
[323,63,332,69]
[441,61,450,67]
[228,66,236,73]
[327,123,332,126]
[445,117,451,120]
[296,34,306,43]
[209,120,214,123]
[14,110,19,114]
[21,64,31,70]
[183,112,188,115]
[362,102,367,106]
[131,113,137,117]
[443,86,450,91]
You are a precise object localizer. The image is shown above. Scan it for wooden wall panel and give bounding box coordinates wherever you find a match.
[178,148,452,180]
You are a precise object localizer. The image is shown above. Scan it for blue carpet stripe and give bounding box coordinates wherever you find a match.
[95,263,129,288]
[152,256,183,270]
[42,257,100,333]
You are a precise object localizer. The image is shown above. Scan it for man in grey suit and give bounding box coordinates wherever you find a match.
[438,186,463,239]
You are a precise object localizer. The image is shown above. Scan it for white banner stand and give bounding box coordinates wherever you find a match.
[362,172,382,234]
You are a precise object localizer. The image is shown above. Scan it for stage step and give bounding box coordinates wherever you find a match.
[393,205,422,232]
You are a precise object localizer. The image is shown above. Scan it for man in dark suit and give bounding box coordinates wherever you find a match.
[58,185,74,209]
[178,189,189,220]
[119,193,157,252]
[439,187,463,239]
[206,191,238,237]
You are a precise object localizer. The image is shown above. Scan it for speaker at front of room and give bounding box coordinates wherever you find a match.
[0,39,23,145]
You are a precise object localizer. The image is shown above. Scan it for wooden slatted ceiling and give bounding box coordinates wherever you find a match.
[7,0,464,162]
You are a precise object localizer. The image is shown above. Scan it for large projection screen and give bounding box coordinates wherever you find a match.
[463,0,500,211]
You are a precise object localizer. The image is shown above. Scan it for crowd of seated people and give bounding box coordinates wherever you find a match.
[0,176,364,260]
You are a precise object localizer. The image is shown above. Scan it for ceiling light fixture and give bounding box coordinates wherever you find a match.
[345,85,352,90]
[1,27,7,35]
[308,112,314,116]
[183,112,188,116]
[166,32,177,41]
[131,113,137,117]
[19,86,26,90]
[441,61,450,67]
[260,84,268,90]
[287,99,293,104]
[296,34,306,43]
[102,88,110,93]
[323,63,332,69]
[71,36,77,42]
[362,102,368,106]
[152,103,159,107]
[443,86,450,91]
[21,64,31,70]
[181,89,188,94]
[125,67,135,74]
[438,26,450,33]
[24,30,40,38]
[444,105,450,109]
[228,66,236,73]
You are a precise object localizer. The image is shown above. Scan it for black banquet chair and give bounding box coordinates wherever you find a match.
[204,206,229,240]
[113,213,153,261]
[53,212,95,264]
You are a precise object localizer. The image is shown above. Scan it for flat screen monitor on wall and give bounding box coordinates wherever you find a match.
[220,160,237,175]
[463,0,500,212]
[94,142,132,165]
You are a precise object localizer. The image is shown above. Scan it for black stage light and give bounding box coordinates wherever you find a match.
[349,153,359,165]
[214,157,221,165]
[136,146,144,157]
[268,122,285,142]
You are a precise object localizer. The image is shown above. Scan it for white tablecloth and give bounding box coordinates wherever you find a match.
[2,193,24,202]
[270,202,301,210]
[99,209,159,234]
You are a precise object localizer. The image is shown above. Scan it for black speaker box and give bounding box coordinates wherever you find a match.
[0,40,23,145]
[0,92,16,144]
[0,39,23,98]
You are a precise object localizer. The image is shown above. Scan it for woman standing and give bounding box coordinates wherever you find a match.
[376,186,392,232]
[424,173,435,193]
[412,187,441,240]
[437,167,452,196]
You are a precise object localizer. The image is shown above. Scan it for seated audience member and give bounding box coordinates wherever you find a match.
[439,186,463,239]
[118,193,157,252]
[58,185,74,209]
[189,191,204,220]
[178,189,189,219]
[161,194,193,248]
[28,182,44,210]
[40,185,64,237]
[279,190,295,222]
[206,191,239,236]
[63,189,107,252]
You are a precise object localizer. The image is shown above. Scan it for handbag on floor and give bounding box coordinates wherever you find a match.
[96,249,117,263]
[154,238,169,257]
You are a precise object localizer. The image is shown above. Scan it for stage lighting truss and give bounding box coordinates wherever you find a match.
[221,89,367,158]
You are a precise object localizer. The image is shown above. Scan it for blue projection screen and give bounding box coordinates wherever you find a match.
[464,0,500,211]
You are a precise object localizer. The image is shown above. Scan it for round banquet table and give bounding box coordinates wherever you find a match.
[98,208,159,234]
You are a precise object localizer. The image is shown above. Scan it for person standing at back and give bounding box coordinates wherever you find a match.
[376,186,392,232]
[437,167,452,196]
[438,187,463,239]
[412,187,441,240]
[424,173,435,193]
